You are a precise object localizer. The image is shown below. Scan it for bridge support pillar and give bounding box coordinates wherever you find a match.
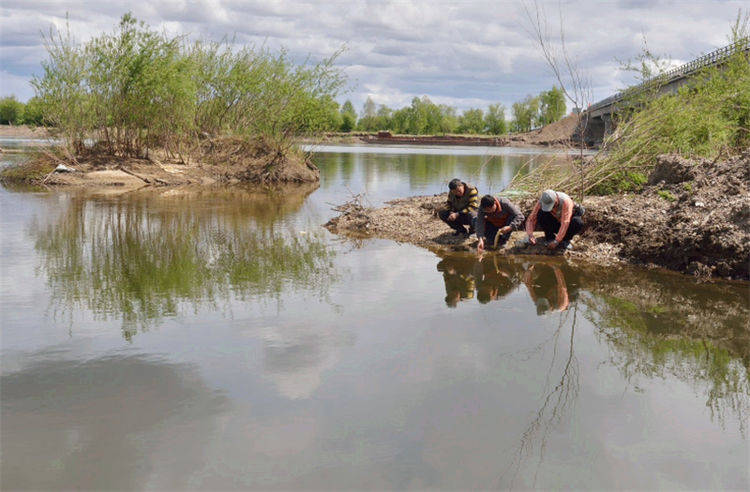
[603,113,614,139]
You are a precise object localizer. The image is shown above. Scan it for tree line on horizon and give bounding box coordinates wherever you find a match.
[1,85,567,138]
[325,86,566,135]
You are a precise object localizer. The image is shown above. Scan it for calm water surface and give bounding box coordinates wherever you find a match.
[1,146,748,489]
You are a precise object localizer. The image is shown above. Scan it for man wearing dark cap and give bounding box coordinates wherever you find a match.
[525,189,585,250]
[438,178,479,236]
[475,194,525,253]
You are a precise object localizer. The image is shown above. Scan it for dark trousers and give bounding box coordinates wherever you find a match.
[439,210,475,232]
[482,221,511,248]
[538,210,584,242]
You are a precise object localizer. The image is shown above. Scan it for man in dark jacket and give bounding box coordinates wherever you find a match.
[476,194,525,253]
[438,178,479,236]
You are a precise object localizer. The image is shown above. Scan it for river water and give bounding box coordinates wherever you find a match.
[1,144,748,489]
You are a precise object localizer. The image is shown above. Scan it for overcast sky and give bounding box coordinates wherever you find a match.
[0,1,745,114]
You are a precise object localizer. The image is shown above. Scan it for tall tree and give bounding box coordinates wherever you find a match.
[511,95,539,132]
[358,96,378,131]
[538,86,566,126]
[457,108,485,134]
[339,100,357,132]
[484,103,507,134]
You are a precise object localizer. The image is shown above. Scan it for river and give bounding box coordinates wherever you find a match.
[1,143,747,489]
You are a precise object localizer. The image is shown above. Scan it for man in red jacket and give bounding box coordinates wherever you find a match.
[476,194,525,253]
[525,189,584,251]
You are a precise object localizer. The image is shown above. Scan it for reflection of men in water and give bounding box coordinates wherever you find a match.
[436,257,476,307]
[476,255,521,304]
[526,189,584,251]
[522,263,571,314]
[476,195,525,253]
[438,178,479,236]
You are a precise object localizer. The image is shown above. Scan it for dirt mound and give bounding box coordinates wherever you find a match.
[585,152,750,279]
[509,113,579,146]
[200,137,319,184]
[647,154,698,185]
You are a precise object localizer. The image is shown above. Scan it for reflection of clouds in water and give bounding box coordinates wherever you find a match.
[260,324,355,399]
[1,355,227,490]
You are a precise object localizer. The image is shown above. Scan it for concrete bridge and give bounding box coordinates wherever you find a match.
[579,37,749,146]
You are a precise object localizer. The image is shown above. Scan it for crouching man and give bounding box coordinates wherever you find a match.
[476,194,525,253]
[526,189,584,251]
[439,178,479,236]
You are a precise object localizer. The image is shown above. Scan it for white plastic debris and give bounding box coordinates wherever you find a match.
[694,201,705,207]
[54,164,75,173]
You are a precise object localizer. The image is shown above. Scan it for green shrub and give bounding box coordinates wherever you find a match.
[32,13,346,158]
[595,35,750,193]
[21,97,47,125]
[0,96,24,125]
[589,171,648,195]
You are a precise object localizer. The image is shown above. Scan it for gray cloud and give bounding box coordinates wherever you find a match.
[0,0,745,112]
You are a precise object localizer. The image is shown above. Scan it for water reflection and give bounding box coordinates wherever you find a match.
[259,322,355,399]
[1,354,227,490]
[434,253,750,438]
[31,186,337,337]
[522,263,581,314]
[314,152,568,202]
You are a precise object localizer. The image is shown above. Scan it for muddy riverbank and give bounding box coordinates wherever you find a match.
[325,152,750,280]
[0,138,321,189]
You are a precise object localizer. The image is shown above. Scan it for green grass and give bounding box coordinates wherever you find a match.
[657,190,677,202]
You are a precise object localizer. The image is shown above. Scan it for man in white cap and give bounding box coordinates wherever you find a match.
[525,189,584,250]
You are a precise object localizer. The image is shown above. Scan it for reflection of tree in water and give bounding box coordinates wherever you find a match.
[314,151,551,192]
[582,270,750,436]
[478,259,750,486]
[32,186,337,338]
[435,254,748,438]
[500,298,581,489]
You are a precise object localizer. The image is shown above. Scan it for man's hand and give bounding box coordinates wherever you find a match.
[477,238,485,254]
[547,239,559,250]
[500,226,512,235]
[448,212,458,221]
[528,235,537,245]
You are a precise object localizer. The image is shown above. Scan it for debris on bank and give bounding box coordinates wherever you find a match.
[325,152,750,280]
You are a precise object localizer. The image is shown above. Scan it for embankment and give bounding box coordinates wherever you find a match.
[307,114,582,149]
[324,153,749,280]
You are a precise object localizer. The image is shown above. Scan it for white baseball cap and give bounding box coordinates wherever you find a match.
[540,189,557,212]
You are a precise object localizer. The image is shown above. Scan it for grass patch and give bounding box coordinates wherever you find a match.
[0,156,54,184]
[657,190,677,202]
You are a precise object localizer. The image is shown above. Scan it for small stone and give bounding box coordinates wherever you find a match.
[694,201,705,207]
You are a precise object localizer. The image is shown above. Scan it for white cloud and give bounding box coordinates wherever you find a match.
[0,0,745,112]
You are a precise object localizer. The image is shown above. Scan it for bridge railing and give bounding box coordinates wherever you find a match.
[589,37,749,112]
